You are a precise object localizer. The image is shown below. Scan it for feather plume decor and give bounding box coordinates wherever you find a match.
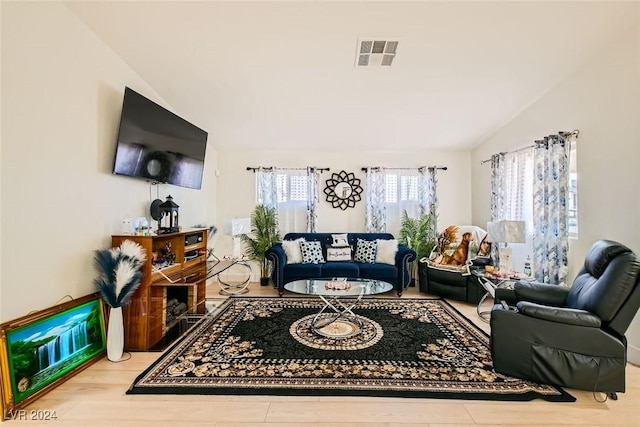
[93,240,147,308]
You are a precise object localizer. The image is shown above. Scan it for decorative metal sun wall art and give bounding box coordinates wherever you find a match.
[323,170,363,210]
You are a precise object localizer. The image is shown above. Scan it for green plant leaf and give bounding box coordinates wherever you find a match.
[239,204,281,278]
[398,210,437,278]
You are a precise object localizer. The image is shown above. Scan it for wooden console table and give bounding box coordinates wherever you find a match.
[111,229,208,351]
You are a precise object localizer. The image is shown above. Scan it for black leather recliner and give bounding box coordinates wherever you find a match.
[490,240,640,397]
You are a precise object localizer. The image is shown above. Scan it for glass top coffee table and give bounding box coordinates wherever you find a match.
[284,278,393,338]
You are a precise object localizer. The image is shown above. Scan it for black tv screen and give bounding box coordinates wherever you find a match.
[112,87,208,189]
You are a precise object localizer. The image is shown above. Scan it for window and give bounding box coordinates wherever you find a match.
[385,174,419,204]
[383,170,424,237]
[365,166,438,235]
[289,175,308,202]
[256,168,310,235]
[490,134,577,281]
[273,173,309,203]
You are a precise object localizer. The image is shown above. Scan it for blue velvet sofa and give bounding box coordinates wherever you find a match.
[265,232,416,296]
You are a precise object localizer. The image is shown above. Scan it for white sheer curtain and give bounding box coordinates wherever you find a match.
[276,168,307,235]
[490,149,534,272]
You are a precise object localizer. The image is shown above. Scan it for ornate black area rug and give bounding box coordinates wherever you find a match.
[127,297,574,402]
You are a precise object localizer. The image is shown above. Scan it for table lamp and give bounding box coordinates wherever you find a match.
[231,217,251,258]
[487,220,526,272]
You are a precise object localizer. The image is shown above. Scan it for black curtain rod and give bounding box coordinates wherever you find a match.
[480,129,579,164]
[479,145,533,165]
[246,167,330,172]
[361,166,448,172]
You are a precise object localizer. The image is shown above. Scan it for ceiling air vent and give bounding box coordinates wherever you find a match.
[356,39,399,67]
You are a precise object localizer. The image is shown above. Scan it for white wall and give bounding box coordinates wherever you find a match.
[0,2,217,322]
[471,25,640,363]
[215,149,472,277]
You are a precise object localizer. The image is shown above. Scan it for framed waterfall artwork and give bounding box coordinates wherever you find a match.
[0,293,106,420]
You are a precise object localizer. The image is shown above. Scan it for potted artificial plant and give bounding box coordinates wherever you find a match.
[398,210,437,285]
[240,204,281,286]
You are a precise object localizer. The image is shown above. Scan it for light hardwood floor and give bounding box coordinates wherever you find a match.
[7,283,639,426]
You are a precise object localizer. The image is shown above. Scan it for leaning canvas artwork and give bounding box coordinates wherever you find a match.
[0,293,106,419]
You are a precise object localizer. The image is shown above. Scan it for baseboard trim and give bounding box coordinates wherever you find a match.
[628,342,640,366]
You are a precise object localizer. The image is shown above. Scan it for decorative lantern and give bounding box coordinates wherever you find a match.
[158,195,179,234]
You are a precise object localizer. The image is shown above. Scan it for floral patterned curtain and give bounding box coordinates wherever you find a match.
[419,167,439,240]
[490,153,506,223]
[365,167,386,232]
[490,154,506,266]
[533,134,570,286]
[256,167,278,209]
[306,167,320,232]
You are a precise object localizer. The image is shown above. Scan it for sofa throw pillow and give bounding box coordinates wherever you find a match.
[354,238,377,263]
[282,238,305,264]
[327,246,352,262]
[300,240,325,264]
[375,239,398,265]
[331,233,349,247]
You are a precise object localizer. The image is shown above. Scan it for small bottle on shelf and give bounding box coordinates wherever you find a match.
[524,256,532,277]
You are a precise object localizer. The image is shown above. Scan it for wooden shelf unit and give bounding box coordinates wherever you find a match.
[111,229,208,351]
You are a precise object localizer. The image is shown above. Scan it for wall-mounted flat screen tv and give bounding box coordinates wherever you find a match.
[112,87,208,189]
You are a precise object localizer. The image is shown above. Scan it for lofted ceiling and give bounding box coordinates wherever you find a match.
[65,1,639,152]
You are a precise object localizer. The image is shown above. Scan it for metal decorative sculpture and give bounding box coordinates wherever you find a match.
[323,170,363,210]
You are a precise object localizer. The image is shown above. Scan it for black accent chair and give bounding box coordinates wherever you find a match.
[490,240,640,398]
